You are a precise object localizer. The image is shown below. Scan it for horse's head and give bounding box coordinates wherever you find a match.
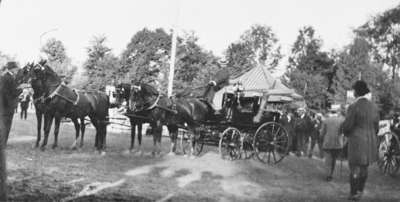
[113,83,131,107]
[15,62,34,85]
[129,82,159,111]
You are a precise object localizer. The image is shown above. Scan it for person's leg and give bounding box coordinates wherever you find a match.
[4,115,14,144]
[358,165,368,196]
[324,150,333,181]
[0,117,7,201]
[348,164,360,200]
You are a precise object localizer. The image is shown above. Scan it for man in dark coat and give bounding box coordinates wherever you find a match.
[1,61,22,143]
[342,80,379,201]
[294,108,313,157]
[0,61,22,201]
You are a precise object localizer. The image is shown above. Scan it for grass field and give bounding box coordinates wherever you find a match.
[4,112,400,202]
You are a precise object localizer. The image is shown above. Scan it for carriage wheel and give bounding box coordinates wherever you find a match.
[219,127,242,160]
[179,130,204,156]
[241,132,254,159]
[253,122,289,164]
[378,132,400,176]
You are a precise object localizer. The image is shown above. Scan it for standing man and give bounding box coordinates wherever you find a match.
[1,61,22,143]
[321,108,345,181]
[0,61,22,201]
[294,108,313,157]
[342,80,379,201]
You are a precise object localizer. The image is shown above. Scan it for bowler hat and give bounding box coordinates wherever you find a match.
[4,61,18,70]
[352,80,370,96]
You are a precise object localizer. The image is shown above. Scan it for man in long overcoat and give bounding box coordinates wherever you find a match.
[0,61,22,201]
[342,80,379,201]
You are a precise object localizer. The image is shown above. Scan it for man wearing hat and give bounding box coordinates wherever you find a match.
[1,61,22,143]
[321,107,345,181]
[294,107,313,157]
[342,80,379,201]
[0,61,22,201]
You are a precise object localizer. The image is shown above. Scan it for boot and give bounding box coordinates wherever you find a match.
[357,176,367,197]
[348,175,359,201]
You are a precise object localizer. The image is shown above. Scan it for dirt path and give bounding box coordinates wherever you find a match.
[5,114,400,201]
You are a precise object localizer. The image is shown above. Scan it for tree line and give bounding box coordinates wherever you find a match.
[2,3,400,117]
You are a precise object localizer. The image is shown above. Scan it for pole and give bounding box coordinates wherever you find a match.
[167,0,180,98]
[168,29,177,98]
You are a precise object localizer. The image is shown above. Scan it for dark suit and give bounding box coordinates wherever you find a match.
[294,113,313,156]
[280,113,295,152]
[0,71,21,143]
[342,98,379,166]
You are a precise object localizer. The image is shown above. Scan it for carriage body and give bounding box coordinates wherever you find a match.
[180,87,296,164]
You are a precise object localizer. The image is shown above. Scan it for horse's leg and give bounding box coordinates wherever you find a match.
[79,117,85,147]
[129,118,136,152]
[90,117,99,149]
[41,113,54,151]
[167,125,178,155]
[151,122,162,156]
[99,119,107,155]
[137,122,143,155]
[52,115,61,149]
[70,118,80,149]
[35,111,42,148]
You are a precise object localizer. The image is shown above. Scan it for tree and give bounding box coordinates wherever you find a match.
[83,35,120,90]
[225,24,282,76]
[41,38,76,84]
[121,28,221,94]
[285,26,335,109]
[332,37,396,116]
[120,28,171,88]
[356,4,400,80]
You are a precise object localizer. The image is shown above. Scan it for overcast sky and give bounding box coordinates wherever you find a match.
[0,0,398,67]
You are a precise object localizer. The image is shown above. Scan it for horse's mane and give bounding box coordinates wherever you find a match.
[37,60,61,82]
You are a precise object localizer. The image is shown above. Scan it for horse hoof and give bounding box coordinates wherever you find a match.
[52,145,58,149]
[40,147,46,151]
[189,155,196,160]
[167,152,176,156]
[100,151,106,156]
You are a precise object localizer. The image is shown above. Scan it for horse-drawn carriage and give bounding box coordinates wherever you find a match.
[377,117,400,176]
[176,83,296,164]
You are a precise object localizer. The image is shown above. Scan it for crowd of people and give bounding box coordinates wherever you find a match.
[279,80,379,201]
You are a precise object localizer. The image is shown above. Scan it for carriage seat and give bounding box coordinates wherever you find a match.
[198,98,222,116]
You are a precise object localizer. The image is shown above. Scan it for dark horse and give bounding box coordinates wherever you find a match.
[129,82,220,157]
[113,83,151,154]
[21,63,49,148]
[27,60,109,153]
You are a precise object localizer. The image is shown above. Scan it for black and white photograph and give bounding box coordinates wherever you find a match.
[1,0,400,201]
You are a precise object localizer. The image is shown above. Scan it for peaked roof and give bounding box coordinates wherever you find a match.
[229,64,275,92]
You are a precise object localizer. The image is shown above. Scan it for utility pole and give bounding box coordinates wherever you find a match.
[167,0,180,98]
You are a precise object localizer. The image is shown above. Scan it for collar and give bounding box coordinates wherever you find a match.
[355,96,367,102]
[145,95,160,110]
[4,69,13,76]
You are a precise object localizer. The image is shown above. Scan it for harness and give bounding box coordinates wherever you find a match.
[46,83,80,105]
[134,94,177,114]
